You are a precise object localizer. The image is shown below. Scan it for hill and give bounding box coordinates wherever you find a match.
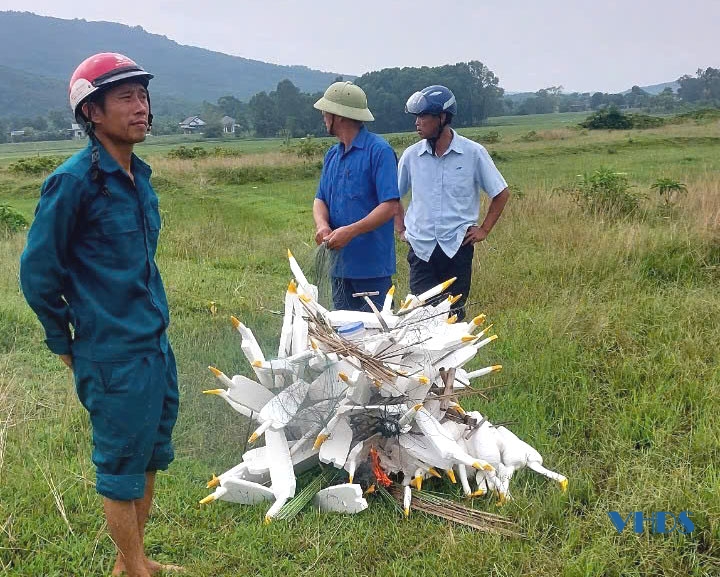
[0,11,347,117]
[625,81,680,95]
[0,65,66,118]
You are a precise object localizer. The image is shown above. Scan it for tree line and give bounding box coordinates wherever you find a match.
[508,68,720,116]
[2,65,718,143]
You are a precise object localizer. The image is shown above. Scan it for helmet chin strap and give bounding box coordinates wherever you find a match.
[427,114,447,155]
[79,109,111,197]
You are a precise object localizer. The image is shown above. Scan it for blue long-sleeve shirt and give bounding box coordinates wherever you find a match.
[315,126,400,279]
[19,142,170,361]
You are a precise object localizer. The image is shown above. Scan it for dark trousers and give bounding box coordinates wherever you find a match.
[331,276,393,312]
[407,244,474,320]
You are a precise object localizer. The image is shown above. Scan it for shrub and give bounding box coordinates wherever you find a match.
[167,146,209,159]
[651,178,687,206]
[488,150,510,163]
[282,137,331,160]
[7,156,67,176]
[627,113,665,129]
[672,108,720,124]
[557,168,644,219]
[580,107,633,130]
[387,134,420,149]
[211,147,243,158]
[518,130,540,142]
[208,163,322,185]
[296,137,331,160]
[469,130,501,144]
[0,205,29,233]
[581,109,664,130]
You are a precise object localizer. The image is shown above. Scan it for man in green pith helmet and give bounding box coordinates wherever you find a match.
[312,81,400,311]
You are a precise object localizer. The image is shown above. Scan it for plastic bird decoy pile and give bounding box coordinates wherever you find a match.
[200,250,567,527]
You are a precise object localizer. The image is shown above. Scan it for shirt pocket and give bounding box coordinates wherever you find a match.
[92,213,143,268]
[344,165,372,201]
[445,164,474,198]
[97,213,141,235]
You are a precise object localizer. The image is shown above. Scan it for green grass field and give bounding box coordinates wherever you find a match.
[1,112,718,576]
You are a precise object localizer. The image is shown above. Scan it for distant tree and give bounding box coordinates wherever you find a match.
[590,92,606,110]
[558,92,589,113]
[249,91,281,137]
[47,109,72,130]
[28,116,48,131]
[356,60,504,132]
[678,67,720,103]
[274,80,304,136]
[149,117,181,136]
[217,95,246,120]
[200,101,223,124]
[623,86,648,109]
[653,87,679,111]
[677,74,703,102]
[518,97,538,115]
[203,120,223,138]
[532,88,558,114]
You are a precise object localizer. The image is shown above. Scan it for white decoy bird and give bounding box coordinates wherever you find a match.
[248,379,312,443]
[494,425,568,495]
[207,366,274,411]
[263,428,297,523]
[461,412,504,498]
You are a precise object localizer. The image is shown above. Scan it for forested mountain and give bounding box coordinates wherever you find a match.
[0,11,346,117]
[0,66,66,118]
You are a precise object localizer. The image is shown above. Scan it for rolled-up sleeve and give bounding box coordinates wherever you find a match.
[19,174,84,355]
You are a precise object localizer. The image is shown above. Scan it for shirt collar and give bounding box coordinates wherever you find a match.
[344,125,369,154]
[417,129,464,157]
[89,140,152,178]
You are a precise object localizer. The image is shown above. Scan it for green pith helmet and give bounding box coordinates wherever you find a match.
[313,81,374,122]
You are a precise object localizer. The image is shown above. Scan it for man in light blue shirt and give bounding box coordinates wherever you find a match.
[313,82,400,311]
[396,85,510,320]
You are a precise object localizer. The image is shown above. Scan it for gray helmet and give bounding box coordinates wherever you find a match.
[314,82,374,122]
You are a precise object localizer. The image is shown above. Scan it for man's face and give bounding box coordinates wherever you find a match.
[415,113,443,139]
[322,111,336,136]
[87,81,150,145]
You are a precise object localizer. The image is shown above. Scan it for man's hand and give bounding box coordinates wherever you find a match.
[462,225,488,246]
[396,229,408,243]
[324,225,355,250]
[315,226,332,245]
[59,354,73,370]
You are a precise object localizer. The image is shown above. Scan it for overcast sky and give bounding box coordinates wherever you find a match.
[1,0,716,93]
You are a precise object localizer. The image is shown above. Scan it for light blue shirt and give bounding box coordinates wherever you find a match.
[398,130,507,261]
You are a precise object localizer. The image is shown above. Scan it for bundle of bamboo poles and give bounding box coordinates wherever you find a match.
[385,486,522,537]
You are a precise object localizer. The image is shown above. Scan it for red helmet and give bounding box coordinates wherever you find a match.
[69,52,153,119]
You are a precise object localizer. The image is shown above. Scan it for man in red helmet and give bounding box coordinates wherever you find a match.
[20,53,180,576]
